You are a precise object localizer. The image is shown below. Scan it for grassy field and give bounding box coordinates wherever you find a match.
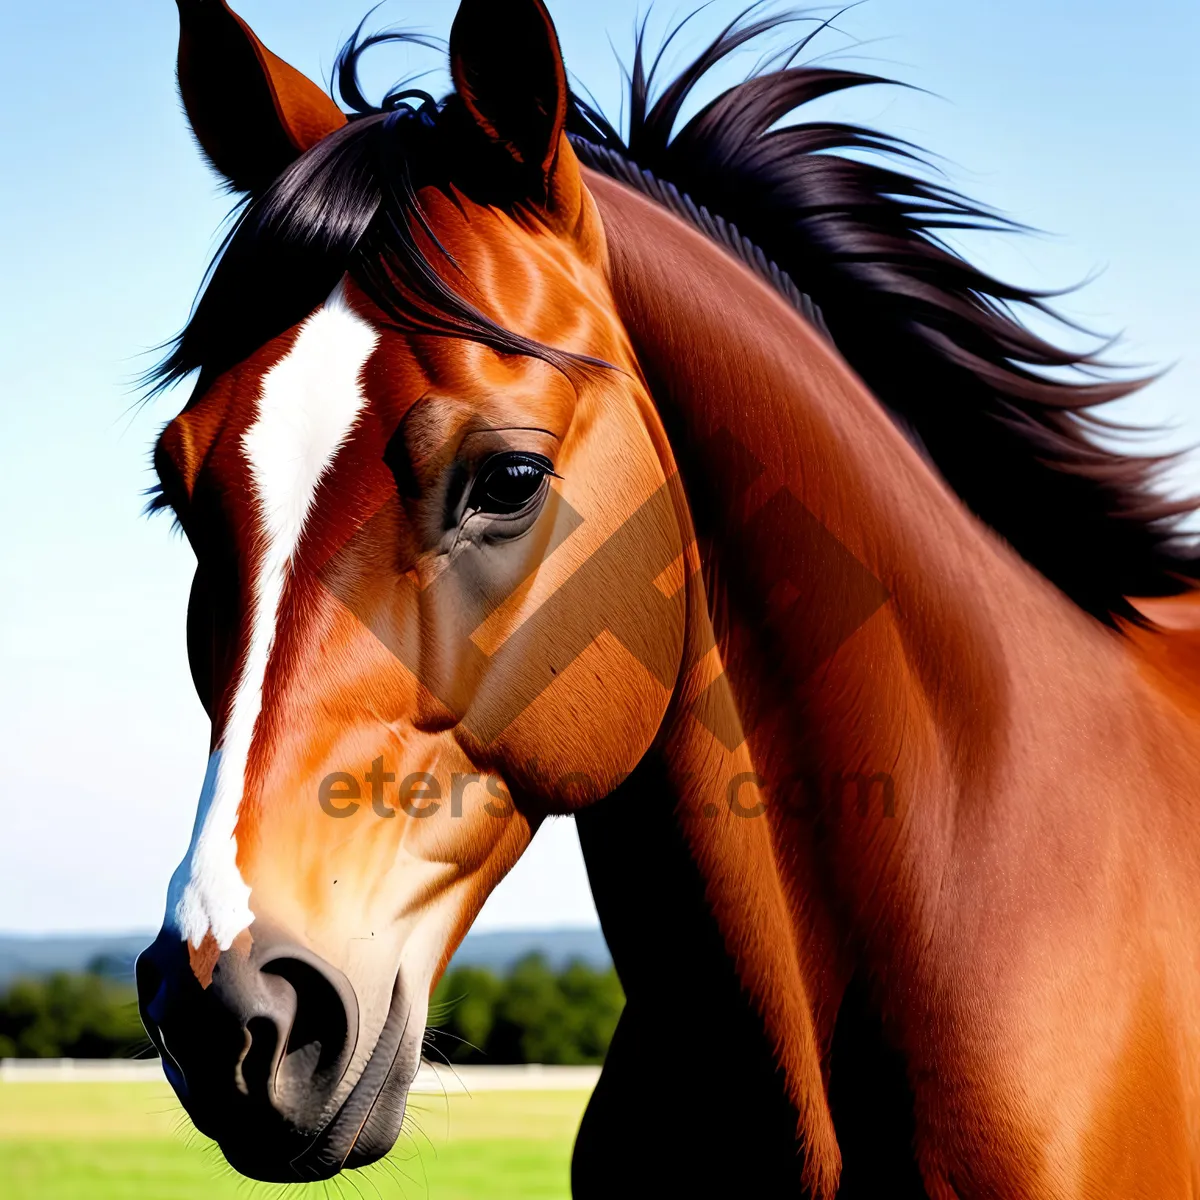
[0,1081,590,1199]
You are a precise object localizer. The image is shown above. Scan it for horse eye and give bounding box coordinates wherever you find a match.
[467,453,554,516]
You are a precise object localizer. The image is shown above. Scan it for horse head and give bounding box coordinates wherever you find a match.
[137,0,687,1180]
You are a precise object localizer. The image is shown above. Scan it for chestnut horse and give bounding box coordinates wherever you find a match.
[136,1,1200,1195]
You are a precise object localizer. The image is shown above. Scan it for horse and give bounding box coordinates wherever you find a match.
[135,1,1200,1195]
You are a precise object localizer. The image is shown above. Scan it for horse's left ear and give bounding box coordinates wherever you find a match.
[176,0,347,193]
[449,0,569,193]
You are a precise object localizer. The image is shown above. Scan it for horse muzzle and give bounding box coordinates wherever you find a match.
[135,922,418,1182]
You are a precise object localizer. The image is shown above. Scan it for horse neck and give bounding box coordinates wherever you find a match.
[591,164,1051,910]
[585,170,1120,1186]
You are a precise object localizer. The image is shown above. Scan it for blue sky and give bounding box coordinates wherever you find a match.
[1,0,1196,934]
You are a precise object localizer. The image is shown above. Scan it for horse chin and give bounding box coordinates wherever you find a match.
[219,976,424,1184]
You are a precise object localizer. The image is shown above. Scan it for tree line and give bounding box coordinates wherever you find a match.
[0,969,146,1059]
[0,953,624,1064]
[428,954,623,1065]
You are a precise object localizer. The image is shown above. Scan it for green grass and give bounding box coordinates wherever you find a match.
[0,1082,590,1200]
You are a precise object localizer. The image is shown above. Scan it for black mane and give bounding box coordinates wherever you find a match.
[568,12,1199,624]
[153,11,1199,625]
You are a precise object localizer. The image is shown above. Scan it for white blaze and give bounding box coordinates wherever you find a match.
[167,285,379,950]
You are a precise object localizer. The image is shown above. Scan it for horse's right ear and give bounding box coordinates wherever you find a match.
[449,0,569,193]
[176,0,346,193]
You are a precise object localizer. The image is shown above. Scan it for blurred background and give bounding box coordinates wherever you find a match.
[1,0,1196,1196]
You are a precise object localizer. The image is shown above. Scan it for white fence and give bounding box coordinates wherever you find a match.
[0,1058,600,1092]
[0,1058,163,1083]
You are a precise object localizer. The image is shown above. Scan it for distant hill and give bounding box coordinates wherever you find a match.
[448,927,610,973]
[0,926,610,987]
[0,933,151,988]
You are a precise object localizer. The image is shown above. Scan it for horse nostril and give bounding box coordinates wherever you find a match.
[136,924,359,1143]
[135,951,166,1029]
[238,1016,280,1099]
[135,951,161,1004]
[264,957,353,1109]
[134,944,189,1095]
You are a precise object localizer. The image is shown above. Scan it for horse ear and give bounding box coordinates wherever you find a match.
[449,0,569,190]
[176,0,347,193]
